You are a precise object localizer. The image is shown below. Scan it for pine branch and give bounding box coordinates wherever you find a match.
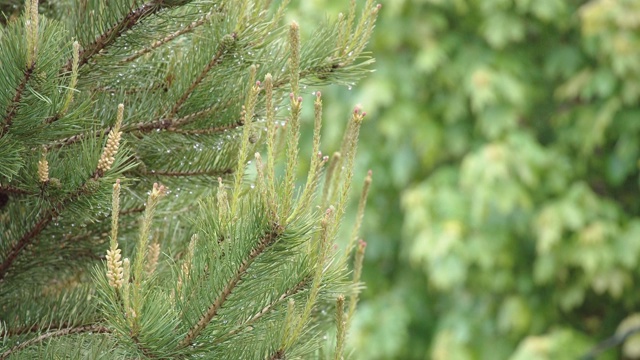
[0,317,103,338]
[92,82,170,95]
[168,33,237,117]
[0,322,73,338]
[269,349,286,360]
[137,167,233,177]
[131,335,155,359]
[0,184,34,196]
[0,213,54,281]
[179,226,282,348]
[0,176,108,281]
[62,1,164,72]
[0,324,109,360]
[166,119,243,135]
[47,101,233,150]
[120,9,219,64]
[0,65,35,137]
[213,276,311,345]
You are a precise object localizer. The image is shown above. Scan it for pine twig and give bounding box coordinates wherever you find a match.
[46,99,234,150]
[268,349,286,360]
[62,2,163,72]
[0,324,110,360]
[168,33,237,117]
[179,227,282,348]
[138,168,234,178]
[120,9,218,64]
[0,213,54,281]
[1,65,35,137]
[0,104,124,280]
[213,276,311,345]
[0,184,34,196]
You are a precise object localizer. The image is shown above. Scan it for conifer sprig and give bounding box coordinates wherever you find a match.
[63,1,166,72]
[0,0,379,357]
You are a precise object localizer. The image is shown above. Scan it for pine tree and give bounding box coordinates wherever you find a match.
[0,0,379,358]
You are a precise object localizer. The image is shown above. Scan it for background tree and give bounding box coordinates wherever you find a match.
[0,0,379,358]
[292,0,640,358]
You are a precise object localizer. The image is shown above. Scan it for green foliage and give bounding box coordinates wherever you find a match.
[0,0,378,358]
[293,0,640,358]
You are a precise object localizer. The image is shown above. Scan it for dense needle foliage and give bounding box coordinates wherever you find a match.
[0,0,379,358]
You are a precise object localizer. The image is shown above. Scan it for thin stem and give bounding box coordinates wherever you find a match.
[345,170,372,257]
[0,184,34,196]
[120,10,217,64]
[0,167,111,280]
[268,349,286,360]
[47,100,233,150]
[0,213,54,281]
[1,65,35,137]
[138,168,233,178]
[213,276,311,345]
[166,120,243,135]
[0,324,109,360]
[179,227,281,348]
[334,295,346,360]
[62,2,162,72]
[168,33,236,117]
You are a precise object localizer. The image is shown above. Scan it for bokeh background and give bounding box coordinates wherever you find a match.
[290,1,640,358]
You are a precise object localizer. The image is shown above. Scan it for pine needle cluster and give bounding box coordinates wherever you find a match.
[0,0,378,358]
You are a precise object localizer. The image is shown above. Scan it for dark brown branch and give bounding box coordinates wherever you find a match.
[179,227,282,347]
[46,103,228,150]
[269,349,286,360]
[0,179,101,281]
[138,168,234,178]
[119,206,146,216]
[0,322,71,338]
[43,112,62,125]
[166,120,243,135]
[213,276,311,345]
[1,65,35,137]
[0,213,54,281]
[132,335,155,359]
[62,2,162,72]
[168,33,236,117]
[120,10,217,64]
[91,81,169,95]
[0,184,34,196]
[0,324,109,360]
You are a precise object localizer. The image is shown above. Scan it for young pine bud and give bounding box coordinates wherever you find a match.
[106,247,124,289]
[37,151,49,183]
[97,104,124,174]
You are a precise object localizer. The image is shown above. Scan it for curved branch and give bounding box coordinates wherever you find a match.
[0,213,54,281]
[138,167,233,178]
[213,276,311,345]
[0,178,104,281]
[179,226,282,347]
[165,120,243,135]
[168,32,236,117]
[0,324,109,360]
[120,9,218,64]
[62,2,163,72]
[46,102,231,150]
[0,184,34,196]
[1,65,35,137]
